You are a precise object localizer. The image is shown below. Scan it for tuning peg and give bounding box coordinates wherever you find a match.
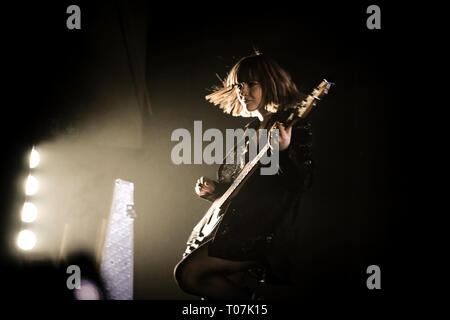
[322,79,335,88]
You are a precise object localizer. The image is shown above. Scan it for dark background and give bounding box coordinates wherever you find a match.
[0,0,424,310]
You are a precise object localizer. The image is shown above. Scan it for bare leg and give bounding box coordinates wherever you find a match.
[174,241,258,300]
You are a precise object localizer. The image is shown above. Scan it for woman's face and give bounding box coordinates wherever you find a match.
[235,81,263,112]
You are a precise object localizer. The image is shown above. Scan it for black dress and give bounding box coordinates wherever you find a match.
[202,115,313,282]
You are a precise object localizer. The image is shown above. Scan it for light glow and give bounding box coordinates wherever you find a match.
[25,175,39,196]
[74,279,103,300]
[30,147,40,169]
[17,230,37,250]
[21,202,38,223]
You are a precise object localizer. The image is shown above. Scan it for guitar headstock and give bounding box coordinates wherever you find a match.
[282,79,333,127]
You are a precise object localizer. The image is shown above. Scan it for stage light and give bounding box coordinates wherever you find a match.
[17,230,37,250]
[30,147,40,169]
[21,202,38,223]
[25,175,39,196]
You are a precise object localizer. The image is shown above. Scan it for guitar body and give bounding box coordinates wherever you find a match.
[173,200,230,289]
[184,199,230,257]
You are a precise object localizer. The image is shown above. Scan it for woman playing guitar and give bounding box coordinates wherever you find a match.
[174,51,318,300]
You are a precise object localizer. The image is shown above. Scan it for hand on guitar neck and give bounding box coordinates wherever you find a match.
[274,119,300,152]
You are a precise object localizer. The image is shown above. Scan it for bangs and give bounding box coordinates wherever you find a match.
[235,58,261,84]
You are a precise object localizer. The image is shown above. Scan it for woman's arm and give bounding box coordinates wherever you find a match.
[277,119,314,190]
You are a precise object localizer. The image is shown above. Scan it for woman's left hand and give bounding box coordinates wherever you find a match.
[276,121,293,151]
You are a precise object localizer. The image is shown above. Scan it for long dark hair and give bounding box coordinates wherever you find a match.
[205,52,302,117]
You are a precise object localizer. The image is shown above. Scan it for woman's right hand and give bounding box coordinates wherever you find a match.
[195,176,216,197]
